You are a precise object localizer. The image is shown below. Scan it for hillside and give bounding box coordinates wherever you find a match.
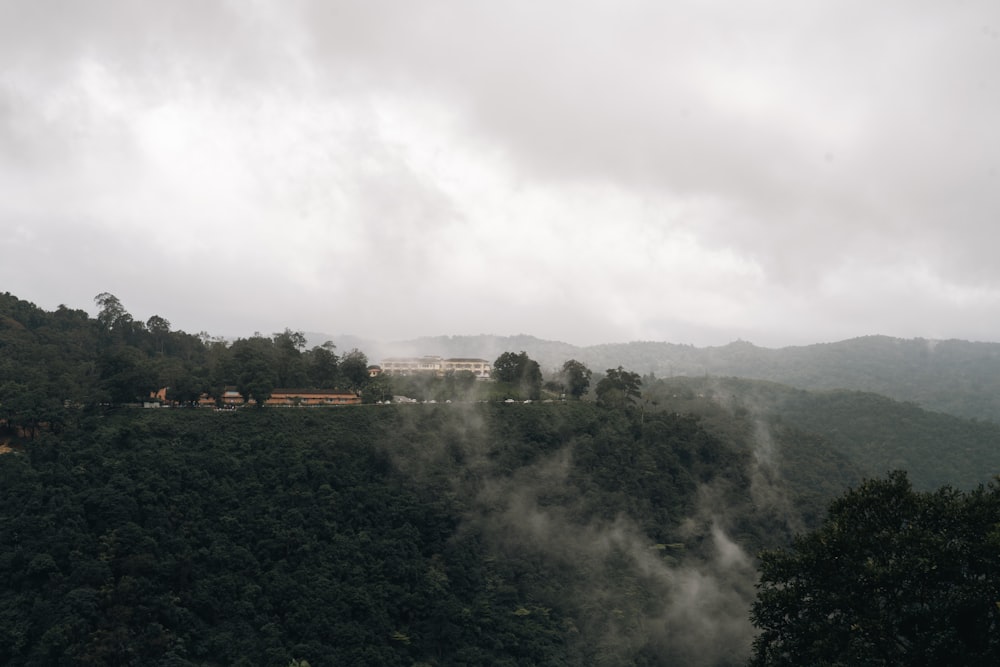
[335,333,1000,423]
[7,290,1000,423]
[643,376,1000,491]
[0,403,853,666]
[6,290,997,663]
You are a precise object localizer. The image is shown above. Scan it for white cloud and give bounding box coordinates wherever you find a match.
[3,0,1000,346]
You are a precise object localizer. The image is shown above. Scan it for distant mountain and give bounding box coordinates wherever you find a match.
[304,333,581,367]
[308,333,1000,423]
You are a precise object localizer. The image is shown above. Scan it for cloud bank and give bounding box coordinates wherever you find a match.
[3,1,1000,345]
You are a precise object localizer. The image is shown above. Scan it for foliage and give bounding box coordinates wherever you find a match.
[595,366,642,408]
[18,289,1000,663]
[307,342,339,388]
[492,351,543,400]
[0,401,787,665]
[339,348,370,390]
[386,335,1000,423]
[772,388,1000,490]
[750,472,1000,666]
[0,292,377,423]
[644,375,1000,491]
[559,359,592,399]
[361,373,393,404]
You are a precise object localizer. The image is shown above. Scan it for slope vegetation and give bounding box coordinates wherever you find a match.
[0,402,850,666]
[646,376,1000,490]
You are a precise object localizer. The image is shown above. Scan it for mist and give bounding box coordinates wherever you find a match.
[378,399,807,665]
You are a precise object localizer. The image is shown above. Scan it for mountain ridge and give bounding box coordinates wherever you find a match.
[309,332,1000,422]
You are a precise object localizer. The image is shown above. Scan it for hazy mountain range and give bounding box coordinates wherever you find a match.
[312,333,1000,423]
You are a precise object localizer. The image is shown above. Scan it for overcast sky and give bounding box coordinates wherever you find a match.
[2,1,999,347]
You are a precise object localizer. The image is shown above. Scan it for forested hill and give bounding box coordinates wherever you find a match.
[0,291,384,438]
[0,403,847,666]
[643,376,1000,491]
[7,289,1000,423]
[8,291,1000,663]
[346,334,1000,422]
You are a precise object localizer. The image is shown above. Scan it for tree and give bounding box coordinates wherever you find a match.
[146,315,170,335]
[749,472,1000,666]
[97,346,156,403]
[306,342,339,388]
[146,315,171,356]
[492,352,525,384]
[273,329,307,353]
[238,359,276,407]
[492,351,542,400]
[94,292,131,332]
[272,329,308,387]
[362,374,392,404]
[339,349,369,391]
[560,360,592,399]
[231,335,278,406]
[595,366,641,408]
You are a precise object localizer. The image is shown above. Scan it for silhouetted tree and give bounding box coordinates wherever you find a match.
[94,292,130,332]
[750,472,1000,666]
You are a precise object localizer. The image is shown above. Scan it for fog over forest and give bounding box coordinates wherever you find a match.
[4,291,1000,663]
[4,1,1000,664]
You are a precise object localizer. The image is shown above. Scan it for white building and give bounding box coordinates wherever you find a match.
[380,356,492,379]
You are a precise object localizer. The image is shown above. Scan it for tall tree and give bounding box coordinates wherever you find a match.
[94,292,130,332]
[492,351,542,400]
[492,351,525,384]
[339,348,369,391]
[146,315,171,356]
[560,359,592,399]
[306,342,339,388]
[750,472,1000,666]
[231,335,278,406]
[238,359,276,407]
[595,366,642,408]
[272,329,308,387]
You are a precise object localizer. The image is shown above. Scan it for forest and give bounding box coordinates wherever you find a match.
[2,403,793,665]
[0,291,384,433]
[3,291,1000,665]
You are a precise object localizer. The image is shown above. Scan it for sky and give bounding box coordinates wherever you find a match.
[2,1,1000,348]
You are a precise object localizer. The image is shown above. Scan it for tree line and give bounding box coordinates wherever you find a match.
[0,292,648,438]
[0,292,377,428]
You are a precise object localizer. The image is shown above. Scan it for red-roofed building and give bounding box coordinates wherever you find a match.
[265,389,361,406]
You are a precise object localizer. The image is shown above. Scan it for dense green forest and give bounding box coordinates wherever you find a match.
[0,403,830,665]
[643,376,1000,490]
[0,292,579,435]
[0,291,386,434]
[5,291,1000,664]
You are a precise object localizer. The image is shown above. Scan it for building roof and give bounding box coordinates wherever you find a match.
[271,388,358,396]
